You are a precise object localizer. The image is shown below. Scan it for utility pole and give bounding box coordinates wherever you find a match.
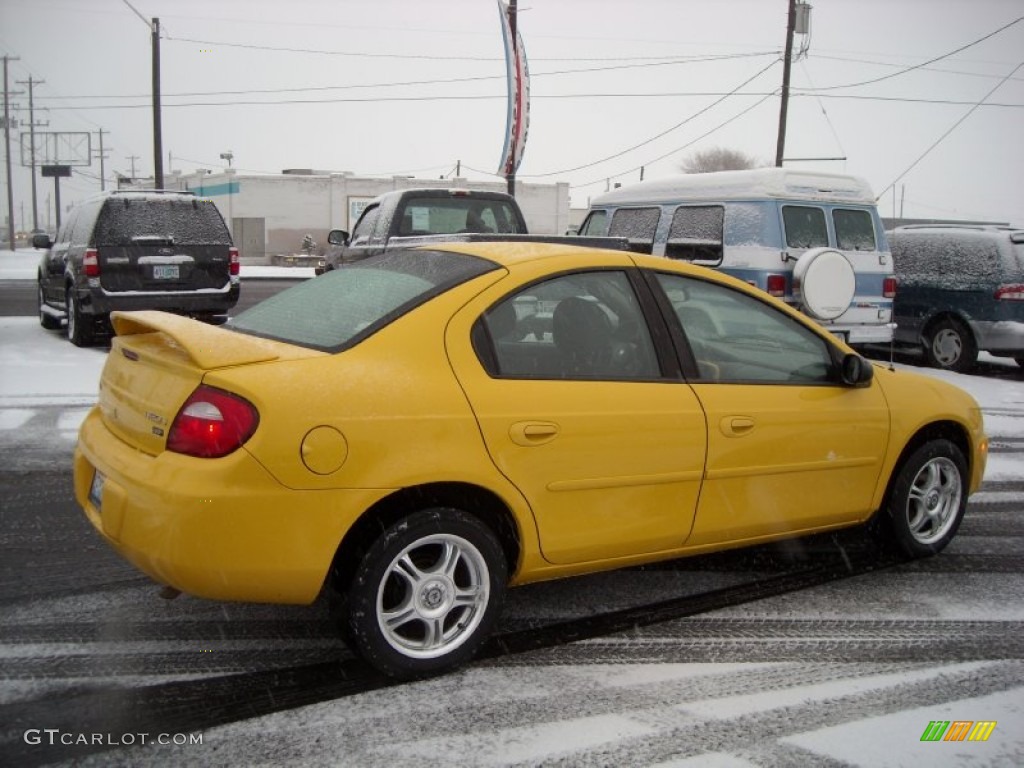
[127,155,139,182]
[2,55,21,250]
[123,2,164,189]
[775,0,796,167]
[506,0,517,197]
[15,75,45,230]
[152,17,164,189]
[93,128,111,191]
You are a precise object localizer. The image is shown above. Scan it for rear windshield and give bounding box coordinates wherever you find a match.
[94,198,232,246]
[397,197,523,236]
[228,249,498,351]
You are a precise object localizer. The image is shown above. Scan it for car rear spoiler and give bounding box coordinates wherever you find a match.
[110,310,281,369]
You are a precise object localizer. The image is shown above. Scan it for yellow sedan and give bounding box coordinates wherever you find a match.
[74,243,987,678]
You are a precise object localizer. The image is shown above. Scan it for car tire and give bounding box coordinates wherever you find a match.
[924,317,976,372]
[881,439,968,558]
[344,508,506,679]
[38,283,62,330]
[66,288,96,347]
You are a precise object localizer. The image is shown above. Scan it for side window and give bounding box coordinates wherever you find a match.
[473,271,661,381]
[608,207,660,253]
[56,212,75,244]
[782,205,829,249]
[73,201,100,245]
[834,209,877,251]
[654,272,835,384]
[665,205,724,264]
[578,210,607,237]
[350,205,380,245]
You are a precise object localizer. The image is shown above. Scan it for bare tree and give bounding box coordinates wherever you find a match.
[681,147,763,174]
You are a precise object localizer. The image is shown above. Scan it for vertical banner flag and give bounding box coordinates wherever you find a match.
[497,0,530,176]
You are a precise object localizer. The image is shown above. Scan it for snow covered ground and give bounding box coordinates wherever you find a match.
[2,246,1023,766]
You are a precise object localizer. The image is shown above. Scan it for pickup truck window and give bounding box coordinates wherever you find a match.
[350,205,380,246]
[399,197,522,236]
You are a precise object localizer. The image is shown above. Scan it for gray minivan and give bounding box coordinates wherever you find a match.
[888,224,1024,371]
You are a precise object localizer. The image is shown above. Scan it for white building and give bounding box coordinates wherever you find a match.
[161,169,571,262]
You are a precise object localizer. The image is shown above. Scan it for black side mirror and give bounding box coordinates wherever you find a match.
[840,353,874,386]
[32,233,52,249]
[327,229,349,246]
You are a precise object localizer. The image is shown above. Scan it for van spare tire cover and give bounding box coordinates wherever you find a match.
[793,248,856,321]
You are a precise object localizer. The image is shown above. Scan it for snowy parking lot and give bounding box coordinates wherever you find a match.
[1,247,1023,766]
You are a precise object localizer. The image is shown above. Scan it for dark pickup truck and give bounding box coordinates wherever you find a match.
[317,188,627,273]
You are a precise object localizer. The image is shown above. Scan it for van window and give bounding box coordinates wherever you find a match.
[782,206,829,249]
[579,210,607,237]
[608,207,660,253]
[665,205,724,264]
[834,209,876,251]
[893,233,1001,287]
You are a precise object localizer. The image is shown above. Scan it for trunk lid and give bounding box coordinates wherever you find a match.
[97,311,306,456]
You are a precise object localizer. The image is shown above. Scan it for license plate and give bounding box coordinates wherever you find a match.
[89,470,106,513]
[153,265,179,279]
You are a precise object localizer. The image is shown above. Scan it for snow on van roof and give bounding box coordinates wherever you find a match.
[592,168,876,206]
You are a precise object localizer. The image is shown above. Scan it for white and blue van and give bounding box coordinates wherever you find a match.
[578,168,896,345]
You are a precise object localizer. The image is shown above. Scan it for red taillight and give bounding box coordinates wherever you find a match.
[883,276,897,299]
[167,386,258,458]
[84,248,100,278]
[229,246,240,276]
[995,284,1024,301]
[766,274,786,297]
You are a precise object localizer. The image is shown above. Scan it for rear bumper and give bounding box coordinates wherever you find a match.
[74,408,387,604]
[76,282,240,317]
[838,323,896,345]
[976,320,1024,356]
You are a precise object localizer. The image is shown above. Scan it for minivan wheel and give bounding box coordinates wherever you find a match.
[38,284,61,330]
[66,289,96,347]
[343,508,506,679]
[924,317,977,372]
[881,439,967,558]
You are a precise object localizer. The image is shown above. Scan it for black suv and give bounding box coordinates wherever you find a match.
[34,190,240,346]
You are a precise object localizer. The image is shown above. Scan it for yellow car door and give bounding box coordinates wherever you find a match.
[649,270,889,546]
[448,266,707,566]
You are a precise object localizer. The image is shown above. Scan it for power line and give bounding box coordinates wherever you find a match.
[877,59,1024,203]
[569,90,781,191]
[521,58,782,179]
[32,51,779,102]
[794,15,1024,92]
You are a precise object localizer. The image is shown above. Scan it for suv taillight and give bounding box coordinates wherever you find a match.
[83,248,100,277]
[167,386,258,458]
[229,247,240,276]
[766,274,786,297]
[883,276,897,299]
[995,284,1024,301]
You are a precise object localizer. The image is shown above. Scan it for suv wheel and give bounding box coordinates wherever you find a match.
[924,317,976,372]
[66,289,96,347]
[38,284,62,330]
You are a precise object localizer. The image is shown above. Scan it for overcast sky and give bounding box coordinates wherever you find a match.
[1,0,1022,228]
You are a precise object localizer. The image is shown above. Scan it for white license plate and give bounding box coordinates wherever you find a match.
[89,470,106,513]
[153,265,179,279]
